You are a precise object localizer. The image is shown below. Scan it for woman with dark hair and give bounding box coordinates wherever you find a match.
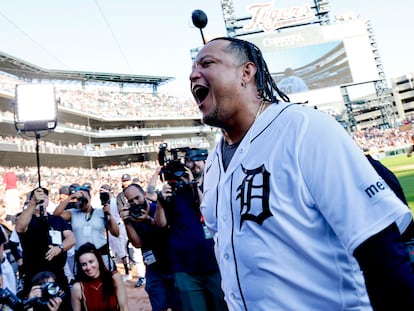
[71,242,128,311]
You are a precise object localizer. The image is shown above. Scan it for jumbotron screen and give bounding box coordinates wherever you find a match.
[243,20,379,107]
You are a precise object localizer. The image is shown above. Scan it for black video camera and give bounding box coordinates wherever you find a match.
[158,144,187,183]
[157,144,208,198]
[158,144,208,182]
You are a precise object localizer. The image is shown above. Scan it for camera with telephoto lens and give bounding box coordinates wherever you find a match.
[0,283,64,310]
[0,287,27,310]
[38,282,63,304]
[158,143,208,196]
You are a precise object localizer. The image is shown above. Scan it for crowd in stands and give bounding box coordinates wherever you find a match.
[1,73,200,119]
[0,132,211,154]
[0,125,412,215]
[57,87,200,119]
[351,126,414,151]
[0,161,161,219]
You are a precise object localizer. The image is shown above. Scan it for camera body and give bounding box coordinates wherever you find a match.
[77,196,88,209]
[99,192,111,205]
[39,282,63,304]
[129,203,146,218]
[0,283,64,310]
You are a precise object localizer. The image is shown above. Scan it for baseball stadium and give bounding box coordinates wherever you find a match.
[0,1,414,310]
[0,0,413,198]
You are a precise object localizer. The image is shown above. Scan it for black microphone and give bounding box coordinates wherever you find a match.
[192,10,208,44]
[192,9,208,29]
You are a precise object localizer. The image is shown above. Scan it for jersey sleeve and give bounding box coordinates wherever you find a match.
[298,110,411,254]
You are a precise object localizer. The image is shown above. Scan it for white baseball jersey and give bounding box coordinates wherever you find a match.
[277,75,308,94]
[201,102,412,311]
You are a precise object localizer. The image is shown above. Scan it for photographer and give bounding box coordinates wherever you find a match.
[27,271,63,311]
[154,148,228,311]
[122,182,181,311]
[53,185,119,271]
[0,271,63,311]
[116,174,146,287]
[15,187,75,310]
[99,184,131,281]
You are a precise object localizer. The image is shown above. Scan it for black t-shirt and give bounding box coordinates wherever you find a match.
[0,225,7,245]
[131,203,172,273]
[18,214,71,294]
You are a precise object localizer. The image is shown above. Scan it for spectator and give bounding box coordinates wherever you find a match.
[116,174,146,287]
[71,242,128,311]
[407,134,414,157]
[53,185,119,271]
[3,169,20,216]
[99,184,131,281]
[123,182,181,311]
[28,271,64,311]
[0,219,15,293]
[155,163,228,311]
[15,187,75,310]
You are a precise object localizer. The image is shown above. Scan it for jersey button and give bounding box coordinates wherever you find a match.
[224,253,230,260]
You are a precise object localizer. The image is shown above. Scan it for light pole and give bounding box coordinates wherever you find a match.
[14,84,58,190]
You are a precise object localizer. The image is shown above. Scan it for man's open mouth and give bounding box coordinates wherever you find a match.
[192,85,209,104]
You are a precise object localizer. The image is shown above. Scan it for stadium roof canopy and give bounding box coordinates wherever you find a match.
[0,51,174,87]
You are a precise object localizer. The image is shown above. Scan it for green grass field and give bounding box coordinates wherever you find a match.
[380,155,414,211]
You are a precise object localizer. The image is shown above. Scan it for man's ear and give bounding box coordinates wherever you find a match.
[242,62,257,84]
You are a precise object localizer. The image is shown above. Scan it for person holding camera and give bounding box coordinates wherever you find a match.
[122,182,181,311]
[0,271,63,311]
[15,187,75,310]
[53,185,119,271]
[99,184,132,282]
[154,158,228,311]
[27,271,64,311]
[116,174,146,287]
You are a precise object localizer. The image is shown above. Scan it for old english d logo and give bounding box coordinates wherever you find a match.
[237,164,272,227]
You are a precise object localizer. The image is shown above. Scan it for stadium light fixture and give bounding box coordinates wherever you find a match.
[14,83,58,190]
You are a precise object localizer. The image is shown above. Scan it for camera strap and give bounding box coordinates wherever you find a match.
[84,208,94,222]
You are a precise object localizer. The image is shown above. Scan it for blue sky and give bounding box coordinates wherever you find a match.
[0,0,413,98]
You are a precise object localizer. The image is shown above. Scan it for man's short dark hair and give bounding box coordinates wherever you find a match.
[29,187,49,200]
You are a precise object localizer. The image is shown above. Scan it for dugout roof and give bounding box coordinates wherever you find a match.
[0,51,173,87]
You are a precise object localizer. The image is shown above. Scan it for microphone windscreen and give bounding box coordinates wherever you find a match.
[192,10,208,29]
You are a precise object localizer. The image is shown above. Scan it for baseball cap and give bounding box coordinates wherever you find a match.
[121,174,131,181]
[59,186,70,195]
[82,182,92,190]
[68,183,80,195]
[100,184,112,192]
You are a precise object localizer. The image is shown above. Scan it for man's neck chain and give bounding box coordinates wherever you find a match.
[255,100,266,121]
